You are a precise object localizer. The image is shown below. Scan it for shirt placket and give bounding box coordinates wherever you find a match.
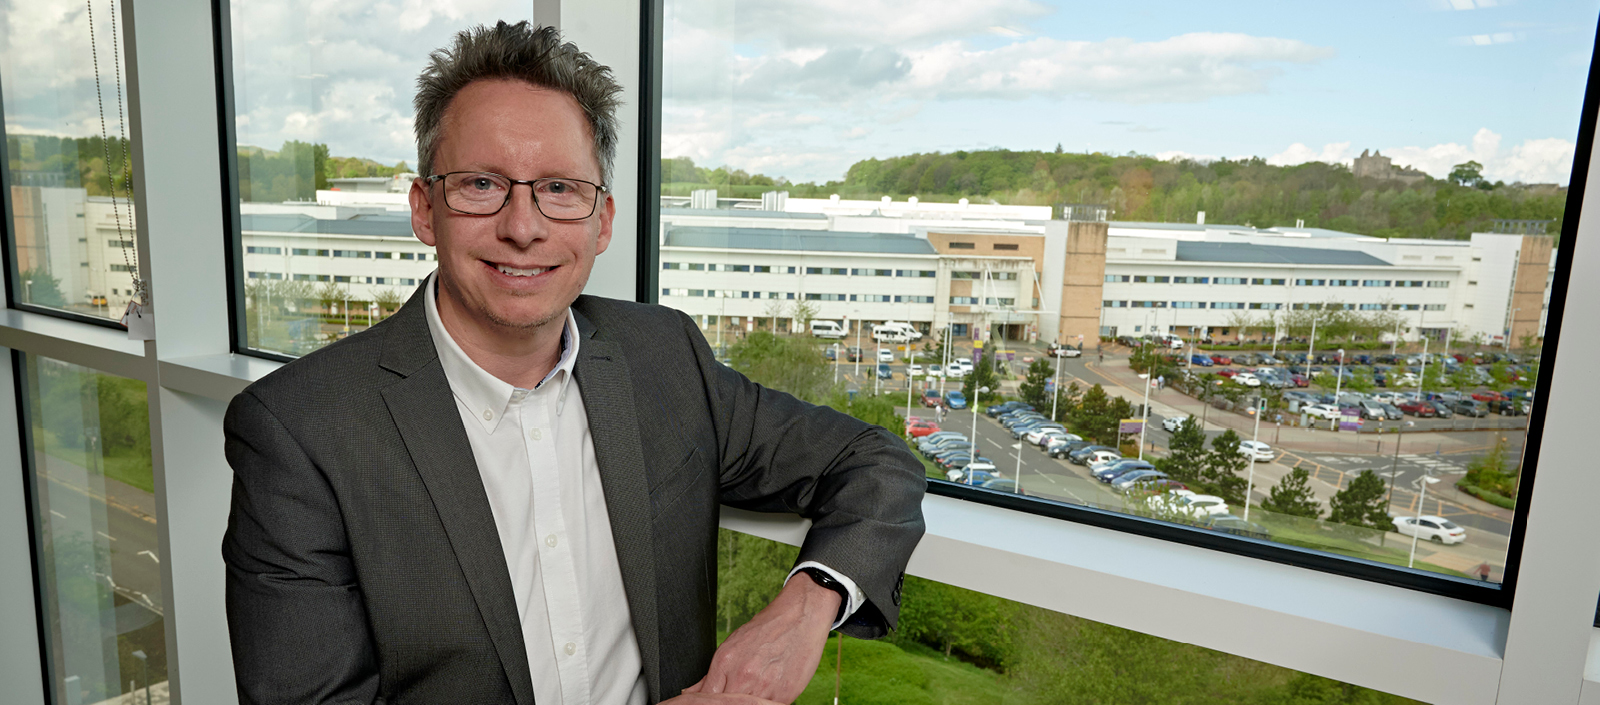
[522,378,591,705]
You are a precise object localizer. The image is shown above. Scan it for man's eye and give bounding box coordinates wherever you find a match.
[470,178,498,191]
[544,180,571,194]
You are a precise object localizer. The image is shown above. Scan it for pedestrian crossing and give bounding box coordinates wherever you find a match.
[1399,453,1468,475]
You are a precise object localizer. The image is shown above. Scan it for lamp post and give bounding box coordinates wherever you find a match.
[132,649,150,705]
[905,351,917,418]
[1331,348,1346,431]
[1012,441,1024,491]
[970,385,990,483]
[1138,364,1152,460]
[1407,473,1442,568]
[1307,314,1318,369]
[1050,350,1063,422]
[853,314,862,377]
[833,342,840,385]
[342,284,351,335]
[875,342,882,396]
[1244,397,1265,521]
[23,279,31,303]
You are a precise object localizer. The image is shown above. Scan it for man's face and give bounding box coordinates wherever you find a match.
[410,79,613,337]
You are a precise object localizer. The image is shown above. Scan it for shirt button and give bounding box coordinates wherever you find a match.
[564,642,576,656]
[546,534,558,547]
[482,409,493,421]
[530,428,542,441]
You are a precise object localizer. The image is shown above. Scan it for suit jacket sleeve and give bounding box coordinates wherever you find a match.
[222,391,385,705]
[681,313,927,639]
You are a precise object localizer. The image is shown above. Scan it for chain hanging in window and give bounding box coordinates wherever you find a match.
[86,0,148,336]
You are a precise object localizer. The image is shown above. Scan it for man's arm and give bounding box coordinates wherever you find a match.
[677,312,926,699]
[222,391,384,705]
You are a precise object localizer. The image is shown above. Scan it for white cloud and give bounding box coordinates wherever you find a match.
[1267,141,1353,167]
[1260,129,1575,185]
[903,32,1334,103]
[671,0,1052,49]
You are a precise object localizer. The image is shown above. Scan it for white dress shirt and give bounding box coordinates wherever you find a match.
[423,275,865,704]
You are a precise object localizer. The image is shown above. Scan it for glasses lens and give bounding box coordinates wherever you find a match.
[534,178,598,220]
[442,172,511,214]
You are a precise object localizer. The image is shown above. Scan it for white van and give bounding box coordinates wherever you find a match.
[810,320,847,339]
[872,321,922,343]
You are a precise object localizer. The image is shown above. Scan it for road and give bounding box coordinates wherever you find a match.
[33,451,164,617]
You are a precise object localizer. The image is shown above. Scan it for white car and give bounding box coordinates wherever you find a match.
[1085,451,1124,470]
[945,365,968,380]
[1237,440,1275,462]
[926,364,943,378]
[950,359,974,374]
[1024,427,1068,446]
[1148,490,1231,519]
[877,349,895,364]
[1303,403,1340,420]
[1161,416,1190,433]
[1233,372,1261,387]
[1393,515,1467,545]
[907,364,923,377]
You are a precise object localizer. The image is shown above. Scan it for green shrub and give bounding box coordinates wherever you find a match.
[1457,481,1517,509]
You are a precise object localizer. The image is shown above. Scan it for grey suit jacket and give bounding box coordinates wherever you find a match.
[221,285,926,705]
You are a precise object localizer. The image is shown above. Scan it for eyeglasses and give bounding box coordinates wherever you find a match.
[424,171,608,220]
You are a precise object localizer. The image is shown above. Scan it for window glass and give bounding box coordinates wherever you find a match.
[657,0,1586,591]
[1,0,139,320]
[19,353,166,703]
[226,1,531,357]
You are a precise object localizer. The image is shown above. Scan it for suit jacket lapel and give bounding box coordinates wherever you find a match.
[378,291,536,705]
[572,321,662,703]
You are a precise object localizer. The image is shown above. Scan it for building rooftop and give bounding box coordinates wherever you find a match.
[660,208,828,220]
[241,213,414,237]
[1173,241,1392,266]
[665,226,938,255]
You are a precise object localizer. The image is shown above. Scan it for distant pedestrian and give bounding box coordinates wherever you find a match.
[1156,375,1165,391]
[1476,562,1492,582]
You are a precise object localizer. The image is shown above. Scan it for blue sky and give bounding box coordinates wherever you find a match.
[663,0,1600,185]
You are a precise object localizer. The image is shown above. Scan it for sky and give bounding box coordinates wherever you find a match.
[0,0,1595,187]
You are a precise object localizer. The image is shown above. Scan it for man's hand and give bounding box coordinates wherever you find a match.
[683,572,841,702]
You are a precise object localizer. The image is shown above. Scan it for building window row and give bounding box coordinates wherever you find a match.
[806,267,850,275]
[662,289,797,300]
[246,246,281,255]
[1328,279,1359,287]
[663,262,942,277]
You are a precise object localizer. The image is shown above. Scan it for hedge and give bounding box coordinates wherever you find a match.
[1457,481,1517,509]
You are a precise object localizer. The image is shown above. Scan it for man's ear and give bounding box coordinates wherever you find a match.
[410,178,437,247]
[593,193,615,257]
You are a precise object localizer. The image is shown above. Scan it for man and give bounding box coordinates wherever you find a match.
[222,22,924,705]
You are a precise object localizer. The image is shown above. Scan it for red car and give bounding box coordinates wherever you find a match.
[907,420,941,438]
[921,389,943,408]
[1210,355,1232,365]
[1398,400,1437,417]
[1290,373,1309,387]
[1472,390,1507,402]
[1217,368,1239,378]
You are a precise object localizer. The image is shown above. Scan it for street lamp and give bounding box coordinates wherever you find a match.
[970,384,991,483]
[1407,473,1442,568]
[1011,441,1025,491]
[1244,397,1266,522]
[1331,348,1346,431]
[132,649,151,705]
[23,279,31,303]
[1137,365,1152,460]
[832,342,840,385]
[1506,308,1521,352]
[1050,349,1063,422]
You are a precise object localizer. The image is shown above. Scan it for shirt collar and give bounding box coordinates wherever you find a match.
[423,272,581,433]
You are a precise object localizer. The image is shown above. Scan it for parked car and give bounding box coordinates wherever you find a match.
[1048,439,1094,458]
[1380,403,1404,420]
[845,346,863,362]
[1450,399,1489,417]
[1079,449,1124,468]
[1303,404,1340,420]
[977,478,1026,495]
[1032,429,1078,448]
[921,389,943,408]
[1123,478,1190,496]
[906,420,940,438]
[926,364,944,378]
[907,363,923,377]
[1237,440,1275,462]
[917,434,967,455]
[1094,460,1156,483]
[1392,515,1467,544]
[878,349,895,364]
[1023,426,1068,446]
[1190,354,1214,367]
[1358,401,1387,420]
[987,401,1032,417]
[1398,400,1437,417]
[1162,415,1191,433]
[947,465,1000,484]
[1201,515,1270,539]
[1234,372,1261,387]
[1047,342,1083,358]
[1491,399,1528,416]
[1111,469,1168,493]
[876,364,893,380]
[1210,355,1232,365]
[1471,390,1507,403]
[945,390,968,410]
[1068,445,1118,464]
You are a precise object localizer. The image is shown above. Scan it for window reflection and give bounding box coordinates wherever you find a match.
[20,353,164,704]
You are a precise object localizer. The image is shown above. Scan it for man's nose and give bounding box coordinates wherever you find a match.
[498,182,549,247]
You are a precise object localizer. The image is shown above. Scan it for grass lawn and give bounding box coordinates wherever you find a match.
[795,636,1041,705]
[37,428,154,493]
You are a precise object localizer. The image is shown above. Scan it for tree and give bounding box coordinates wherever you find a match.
[728,330,831,403]
[316,281,343,314]
[1018,357,1053,411]
[961,355,1001,408]
[1328,470,1389,529]
[1260,468,1323,519]
[921,329,950,369]
[1462,436,1517,497]
[372,287,404,319]
[1201,429,1249,505]
[791,300,819,333]
[1153,416,1206,485]
[17,268,67,307]
[1448,160,1485,189]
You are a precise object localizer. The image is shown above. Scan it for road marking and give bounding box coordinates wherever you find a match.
[138,550,160,564]
[97,531,116,542]
[49,510,65,519]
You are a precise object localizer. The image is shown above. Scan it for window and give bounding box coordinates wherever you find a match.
[1359,303,1387,311]
[1362,280,1391,287]
[1249,303,1283,310]
[294,274,331,282]
[1329,279,1358,287]
[984,297,1016,306]
[1105,274,1130,283]
[895,295,935,304]
[1396,280,1424,288]
[1427,280,1451,288]
[247,271,283,280]
[1424,304,1447,311]
[850,268,892,276]
[1103,300,1129,308]
[1293,278,1325,286]
[950,271,981,279]
[1214,277,1247,285]
[1468,280,1479,286]
[19,355,167,703]
[1210,302,1245,309]
[993,243,1019,251]
[859,294,893,302]
[992,272,1020,281]
[1249,278,1286,286]
[332,250,371,259]
[1131,275,1170,283]
[806,293,848,301]
[950,296,979,305]
[246,246,282,255]
[293,248,330,257]
[805,267,848,275]
[896,270,936,278]
[1172,276,1209,284]
[948,242,975,249]
[1398,303,1421,310]
[1131,301,1167,308]
[1171,301,1205,309]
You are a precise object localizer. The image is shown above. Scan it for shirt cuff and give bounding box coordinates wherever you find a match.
[785,561,866,631]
